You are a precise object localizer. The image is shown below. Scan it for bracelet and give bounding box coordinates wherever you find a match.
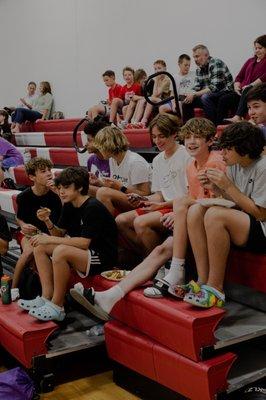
[47,224,54,230]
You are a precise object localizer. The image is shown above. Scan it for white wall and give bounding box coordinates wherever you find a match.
[0,0,265,117]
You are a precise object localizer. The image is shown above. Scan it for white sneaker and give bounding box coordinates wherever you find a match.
[73,282,84,295]
[154,266,165,281]
[11,288,20,301]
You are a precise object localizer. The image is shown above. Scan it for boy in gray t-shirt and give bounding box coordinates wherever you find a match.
[183,122,266,309]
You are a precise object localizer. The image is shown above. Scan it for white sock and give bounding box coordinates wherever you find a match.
[95,285,125,314]
[163,257,185,286]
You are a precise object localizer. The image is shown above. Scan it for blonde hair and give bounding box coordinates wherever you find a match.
[179,118,216,141]
[149,114,182,137]
[94,126,129,155]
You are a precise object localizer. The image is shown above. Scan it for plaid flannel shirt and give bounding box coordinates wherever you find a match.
[193,57,234,93]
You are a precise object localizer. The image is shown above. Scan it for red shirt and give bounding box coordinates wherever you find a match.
[120,83,142,104]
[235,56,266,87]
[108,84,122,103]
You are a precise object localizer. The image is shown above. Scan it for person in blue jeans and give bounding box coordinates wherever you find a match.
[11,81,53,133]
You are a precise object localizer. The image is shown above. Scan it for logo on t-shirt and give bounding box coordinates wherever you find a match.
[112,174,128,184]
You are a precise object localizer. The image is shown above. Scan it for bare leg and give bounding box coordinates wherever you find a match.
[124,100,137,122]
[204,207,250,291]
[134,211,167,254]
[33,244,58,299]
[109,98,123,123]
[96,187,132,215]
[187,204,209,284]
[172,199,190,259]
[132,98,146,122]
[87,104,105,120]
[51,245,89,306]
[116,210,142,253]
[12,238,33,288]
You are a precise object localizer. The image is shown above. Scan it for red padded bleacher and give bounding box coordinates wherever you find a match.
[21,118,82,133]
[14,129,152,149]
[105,321,236,400]
[18,147,88,167]
[8,166,62,186]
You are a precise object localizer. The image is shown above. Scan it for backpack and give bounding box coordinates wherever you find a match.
[0,367,37,400]
[52,111,64,120]
[18,265,42,300]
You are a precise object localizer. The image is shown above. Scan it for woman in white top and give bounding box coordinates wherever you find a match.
[90,126,151,215]
[11,81,53,133]
[116,114,191,255]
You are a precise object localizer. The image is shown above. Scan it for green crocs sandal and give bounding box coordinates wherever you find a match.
[168,280,201,299]
[183,285,225,308]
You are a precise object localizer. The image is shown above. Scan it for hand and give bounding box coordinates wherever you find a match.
[127,193,148,208]
[234,82,241,95]
[20,98,27,105]
[206,168,232,191]
[183,93,195,104]
[89,172,103,187]
[160,212,174,230]
[29,233,50,247]
[46,179,58,194]
[36,207,51,222]
[139,201,164,212]
[21,223,37,235]
[102,177,121,190]
[197,170,214,190]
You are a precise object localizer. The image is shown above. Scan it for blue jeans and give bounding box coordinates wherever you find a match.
[11,108,42,124]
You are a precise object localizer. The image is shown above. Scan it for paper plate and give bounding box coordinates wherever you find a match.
[101,269,130,281]
[196,198,236,208]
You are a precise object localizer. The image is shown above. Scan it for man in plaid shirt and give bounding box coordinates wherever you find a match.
[182,44,234,125]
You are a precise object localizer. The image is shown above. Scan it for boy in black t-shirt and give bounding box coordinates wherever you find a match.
[0,213,12,277]
[12,158,62,299]
[18,167,118,322]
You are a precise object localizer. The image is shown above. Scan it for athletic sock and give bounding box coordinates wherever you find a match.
[163,257,185,286]
[95,285,125,314]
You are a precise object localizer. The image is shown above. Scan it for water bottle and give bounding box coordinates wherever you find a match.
[86,323,105,337]
[1,275,12,305]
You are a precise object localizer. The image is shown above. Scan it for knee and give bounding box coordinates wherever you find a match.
[153,237,173,258]
[52,245,69,262]
[204,207,225,228]
[96,187,110,201]
[116,213,131,230]
[33,244,47,257]
[134,215,148,233]
[201,93,211,103]
[187,204,205,225]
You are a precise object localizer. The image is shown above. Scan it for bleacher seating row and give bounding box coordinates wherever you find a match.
[0,118,264,400]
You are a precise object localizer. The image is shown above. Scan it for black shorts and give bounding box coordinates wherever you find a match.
[240,214,266,254]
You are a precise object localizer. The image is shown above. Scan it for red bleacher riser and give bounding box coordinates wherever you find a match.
[194,108,205,118]
[105,321,236,400]
[8,166,62,186]
[21,118,82,133]
[18,147,88,167]
[226,250,266,293]
[14,129,151,149]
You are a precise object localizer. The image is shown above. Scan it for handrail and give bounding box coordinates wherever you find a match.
[143,71,181,118]
[72,117,90,154]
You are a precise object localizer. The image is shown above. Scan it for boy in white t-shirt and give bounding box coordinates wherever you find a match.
[116,114,190,254]
[90,126,151,215]
[160,54,195,115]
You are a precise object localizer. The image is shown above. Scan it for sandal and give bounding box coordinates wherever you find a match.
[184,285,225,308]
[18,296,46,311]
[70,287,110,321]
[29,300,66,321]
[168,280,201,299]
[143,278,171,298]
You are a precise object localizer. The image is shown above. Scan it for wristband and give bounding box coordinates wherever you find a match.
[120,185,127,193]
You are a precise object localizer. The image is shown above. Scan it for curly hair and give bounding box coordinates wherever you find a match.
[54,167,89,195]
[179,118,216,142]
[218,122,265,159]
[25,157,53,176]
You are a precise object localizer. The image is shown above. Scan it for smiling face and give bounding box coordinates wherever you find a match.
[151,126,177,152]
[221,147,242,166]
[185,134,211,158]
[123,70,134,85]
[248,99,266,125]
[254,42,266,61]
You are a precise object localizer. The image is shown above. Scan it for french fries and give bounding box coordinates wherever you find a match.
[104,270,126,280]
